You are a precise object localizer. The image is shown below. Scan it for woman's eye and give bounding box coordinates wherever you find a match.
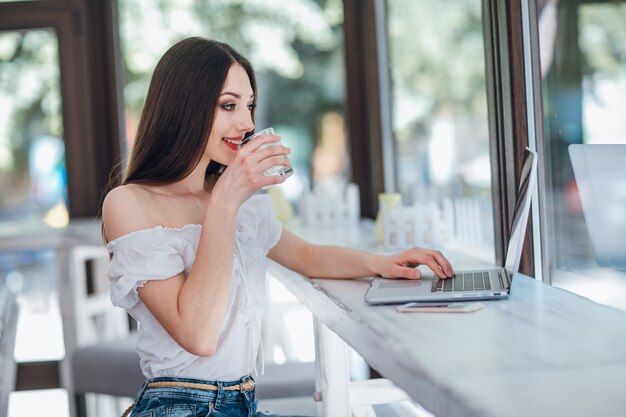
[221,103,235,111]
[247,103,257,111]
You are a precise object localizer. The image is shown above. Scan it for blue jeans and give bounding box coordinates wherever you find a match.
[130,376,312,417]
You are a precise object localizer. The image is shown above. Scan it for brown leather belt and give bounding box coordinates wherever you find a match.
[146,380,255,392]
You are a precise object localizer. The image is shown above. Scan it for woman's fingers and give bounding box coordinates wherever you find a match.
[219,143,287,193]
[238,140,291,172]
[227,135,291,190]
[422,249,455,277]
[406,248,455,279]
[231,161,287,189]
[390,264,421,280]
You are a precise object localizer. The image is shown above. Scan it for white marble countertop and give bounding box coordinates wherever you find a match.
[267,221,626,417]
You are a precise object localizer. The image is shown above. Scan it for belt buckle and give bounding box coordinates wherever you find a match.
[240,380,255,391]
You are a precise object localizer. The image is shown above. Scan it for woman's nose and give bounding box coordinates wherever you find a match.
[237,109,255,132]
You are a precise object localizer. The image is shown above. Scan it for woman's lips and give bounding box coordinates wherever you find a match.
[222,137,242,151]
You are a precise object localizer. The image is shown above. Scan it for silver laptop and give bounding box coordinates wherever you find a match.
[569,144,626,270]
[365,148,537,305]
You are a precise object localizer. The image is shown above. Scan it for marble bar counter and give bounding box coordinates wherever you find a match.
[267,221,626,417]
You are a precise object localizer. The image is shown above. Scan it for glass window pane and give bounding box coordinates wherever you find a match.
[118,0,349,202]
[538,1,626,310]
[0,29,67,363]
[386,0,493,259]
[0,30,68,228]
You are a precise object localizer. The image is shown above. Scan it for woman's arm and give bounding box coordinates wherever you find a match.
[103,135,291,357]
[103,186,239,356]
[268,229,455,280]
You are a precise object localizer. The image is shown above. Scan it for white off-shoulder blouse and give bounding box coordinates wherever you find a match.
[106,194,282,381]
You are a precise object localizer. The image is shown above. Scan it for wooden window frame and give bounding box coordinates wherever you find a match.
[0,0,123,219]
[342,0,387,218]
[483,0,535,276]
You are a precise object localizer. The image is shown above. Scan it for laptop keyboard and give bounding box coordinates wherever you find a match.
[431,272,492,292]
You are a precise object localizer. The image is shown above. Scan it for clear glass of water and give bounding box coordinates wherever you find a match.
[239,127,294,178]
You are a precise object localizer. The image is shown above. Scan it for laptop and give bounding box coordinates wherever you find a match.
[364,147,537,305]
[569,144,626,270]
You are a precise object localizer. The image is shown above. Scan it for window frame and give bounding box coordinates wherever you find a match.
[483,0,535,276]
[0,0,123,219]
[342,0,387,218]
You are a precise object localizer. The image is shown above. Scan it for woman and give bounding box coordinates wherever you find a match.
[103,37,454,417]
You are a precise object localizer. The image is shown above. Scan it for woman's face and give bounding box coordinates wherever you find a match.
[205,63,255,165]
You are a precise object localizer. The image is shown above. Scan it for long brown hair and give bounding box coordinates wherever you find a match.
[123,37,256,185]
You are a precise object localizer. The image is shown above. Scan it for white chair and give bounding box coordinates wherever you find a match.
[256,274,318,415]
[58,244,139,417]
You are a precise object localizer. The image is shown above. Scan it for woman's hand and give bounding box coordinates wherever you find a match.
[212,132,291,206]
[375,247,455,280]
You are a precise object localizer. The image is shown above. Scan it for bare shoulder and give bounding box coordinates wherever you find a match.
[102,184,157,242]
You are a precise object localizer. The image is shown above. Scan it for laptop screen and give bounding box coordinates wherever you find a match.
[503,148,537,276]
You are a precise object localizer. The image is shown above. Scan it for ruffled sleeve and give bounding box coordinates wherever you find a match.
[106,227,191,310]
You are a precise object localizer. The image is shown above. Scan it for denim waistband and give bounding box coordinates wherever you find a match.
[130,375,257,416]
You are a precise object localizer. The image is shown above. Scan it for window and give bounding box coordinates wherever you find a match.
[0,29,68,229]
[0,27,71,417]
[537,0,626,310]
[385,0,494,258]
[0,28,67,366]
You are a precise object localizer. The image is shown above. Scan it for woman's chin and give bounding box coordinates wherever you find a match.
[217,157,234,167]
[207,154,229,166]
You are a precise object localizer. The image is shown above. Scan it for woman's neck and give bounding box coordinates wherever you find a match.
[161,163,215,197]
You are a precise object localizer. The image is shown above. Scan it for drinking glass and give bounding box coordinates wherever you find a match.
[239,127,294,178]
